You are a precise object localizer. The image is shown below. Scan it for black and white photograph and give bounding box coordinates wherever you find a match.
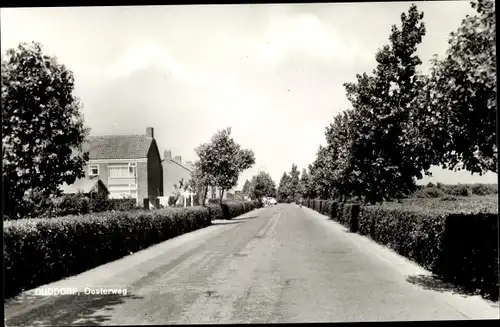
[2,0,498,325]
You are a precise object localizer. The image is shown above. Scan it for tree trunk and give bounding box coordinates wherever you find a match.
[219,189,225,205]
[202,185,208,206]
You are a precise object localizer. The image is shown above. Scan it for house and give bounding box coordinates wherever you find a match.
[162,150,194,198]
[161,151,231,204]
[60,176,110,200]
[79,127,163,204]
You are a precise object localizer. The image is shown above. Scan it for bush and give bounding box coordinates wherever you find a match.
[436,213,499,300]
[447,184,472,197]
[471,183,498,196]
[357,206,498,301]
[304,197,499,301]
[108,198,137,211]
[89,193,111,212]
[4,200,261,299]
[414,187,445,198]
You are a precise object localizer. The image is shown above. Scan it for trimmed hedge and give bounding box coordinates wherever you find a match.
[19,195,141,219]
[218,201,262,219]
[4,201,260,299]
[304,199,499,301]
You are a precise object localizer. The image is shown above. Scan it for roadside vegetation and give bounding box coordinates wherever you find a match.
[278,0,498,301]
[2,42,260,299]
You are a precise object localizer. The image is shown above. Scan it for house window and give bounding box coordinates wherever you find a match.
[109,163,137,178]
[89,164,99,177]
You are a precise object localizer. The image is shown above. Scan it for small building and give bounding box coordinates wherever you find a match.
[60,176,110,200]
[75,126,163,205]
[162,150,194,198]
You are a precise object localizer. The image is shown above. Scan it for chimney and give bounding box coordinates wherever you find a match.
[175,155,182,162]
[186,161,192,166]
[146,127,154,138]
[164,150,172,160]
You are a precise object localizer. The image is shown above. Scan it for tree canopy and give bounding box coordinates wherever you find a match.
[2,42,89,218]
[194,127,255,204]
[250,171,277,200]
[421,0,496,174]
[301,1,496,205]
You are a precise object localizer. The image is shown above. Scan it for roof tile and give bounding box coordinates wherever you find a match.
[83,135,153,160]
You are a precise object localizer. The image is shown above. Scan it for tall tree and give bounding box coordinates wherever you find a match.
[289,164,301,201]
[250,171,277,200]
[421,0,496,174]
[2,42,89,218]
[322,109,358,202]
[299,168,311,199]
[277,172,291,202]
[309,146,335,200]
[342,4,428,204]
[242,179,252,197]
[194,127,255,205]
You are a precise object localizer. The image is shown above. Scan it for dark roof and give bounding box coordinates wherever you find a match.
[61,177,109,194]
[83,135,153,160]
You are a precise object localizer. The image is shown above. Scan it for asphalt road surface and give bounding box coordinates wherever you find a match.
[5,204,499,325]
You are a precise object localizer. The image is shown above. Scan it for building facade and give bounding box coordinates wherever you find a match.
[78,127,163,204]
[162,150,193,198]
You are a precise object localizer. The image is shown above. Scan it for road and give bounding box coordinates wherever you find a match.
[5,204,499,325]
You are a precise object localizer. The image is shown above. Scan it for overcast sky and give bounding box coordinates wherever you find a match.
[1,2,497,189]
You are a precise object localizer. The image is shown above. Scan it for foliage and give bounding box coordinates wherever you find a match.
[341,4,429,204]
[194,127,255,204]
[242,179,252,197]
[172,178,190,205]
[89,193,111,212]
[379,195,498,214]
[410,183,497,198]
[107,198,138,211]
[413,187,445,198]
[288,164,301,201]
[317,109,357,201]
[298,168,314,200]
[277,164,302,202]
[470,183,498,195]
[189,164,210,206]
[304,198,498,300]
[420,0,496,174]
[4,192,141,219]
[250,171,277,200]
[2,42,90,219]
[3,200,260,299]
[277,172,290,202]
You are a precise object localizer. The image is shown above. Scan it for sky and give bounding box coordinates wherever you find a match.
[1,2,497,189]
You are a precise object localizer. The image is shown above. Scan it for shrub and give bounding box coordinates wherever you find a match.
[414,187,445,198]
[4,200,260,299]
[471,183,498,196]
[305,196,498,301]
[357,206,498,301]
[58,194,90,215]
[436,213,498,300]
[108,198,137,211]
[447,184,472,197]
[89,193,111,212]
